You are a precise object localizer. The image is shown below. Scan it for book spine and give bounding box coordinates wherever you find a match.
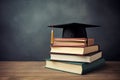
[52,44,87,47]
[82,58,105,74]
[54,38,88,42]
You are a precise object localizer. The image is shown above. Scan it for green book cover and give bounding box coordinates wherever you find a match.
[45,58,105,75]
[82,58,105,74]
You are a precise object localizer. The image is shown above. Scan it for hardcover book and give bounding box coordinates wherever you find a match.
[53,38,94,47]
[50,45,99,55]
[50,51,102,63]
[45,58,105,75]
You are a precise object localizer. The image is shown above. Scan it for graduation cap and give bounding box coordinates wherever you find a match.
[49,23,99,38]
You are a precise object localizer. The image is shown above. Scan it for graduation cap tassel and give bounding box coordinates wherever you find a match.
[50,26,54,44]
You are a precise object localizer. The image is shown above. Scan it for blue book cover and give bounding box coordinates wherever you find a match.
[45,58,105,75]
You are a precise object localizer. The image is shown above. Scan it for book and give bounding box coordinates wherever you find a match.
[50,45,99,55]
[50,51,102,63]
[45,58,105,75]
[53,38,94,47]
[54,38,93,42]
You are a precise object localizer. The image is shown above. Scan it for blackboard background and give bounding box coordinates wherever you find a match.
[0,0,120,61]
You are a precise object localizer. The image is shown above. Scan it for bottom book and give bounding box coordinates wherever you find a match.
[45,58,105,75]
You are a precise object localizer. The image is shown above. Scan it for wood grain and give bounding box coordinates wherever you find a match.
[0,61,119,80]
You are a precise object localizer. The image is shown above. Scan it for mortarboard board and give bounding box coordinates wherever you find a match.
[48,23,99,38]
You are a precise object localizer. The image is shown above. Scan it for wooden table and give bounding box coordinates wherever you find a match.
[0,61,119,80]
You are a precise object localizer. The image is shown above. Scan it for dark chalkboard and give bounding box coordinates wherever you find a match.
[0,0,120,61]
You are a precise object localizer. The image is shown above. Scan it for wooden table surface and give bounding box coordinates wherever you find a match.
[0,61,119,80]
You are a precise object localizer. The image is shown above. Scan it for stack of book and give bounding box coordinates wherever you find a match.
[45,38,105,75]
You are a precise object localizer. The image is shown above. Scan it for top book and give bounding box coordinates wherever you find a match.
[53,38,94,47]
[48,23,99,38]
